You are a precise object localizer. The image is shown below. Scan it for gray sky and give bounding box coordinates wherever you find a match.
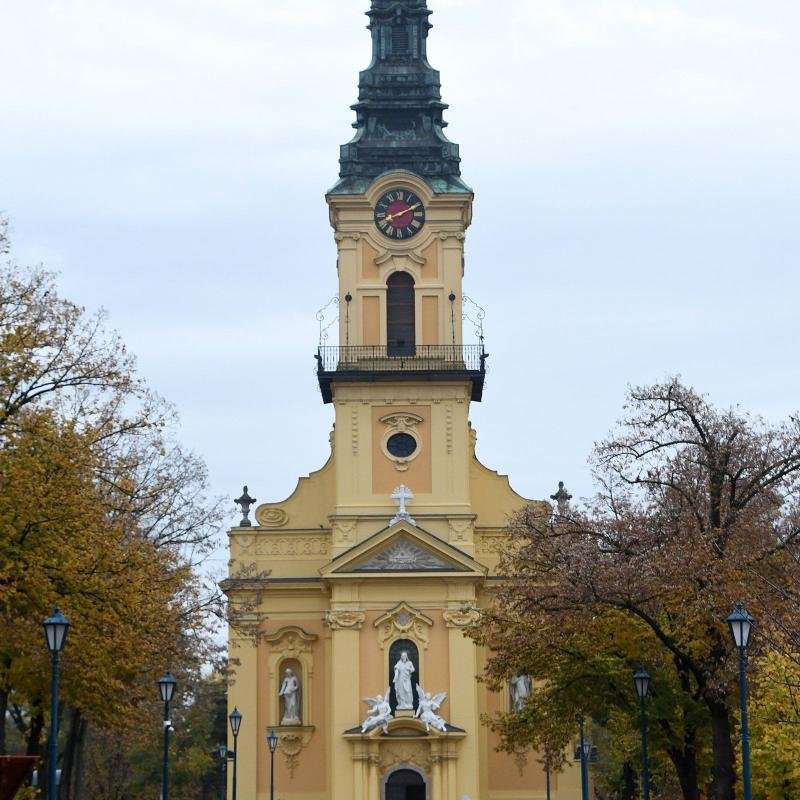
[2,0,799,572]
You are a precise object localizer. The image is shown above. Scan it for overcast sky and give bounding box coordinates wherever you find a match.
[2,0,799,572]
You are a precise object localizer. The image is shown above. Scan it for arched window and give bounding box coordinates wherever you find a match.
[386,272,415,356]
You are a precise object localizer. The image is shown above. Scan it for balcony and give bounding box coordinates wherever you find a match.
[316,344,487,404]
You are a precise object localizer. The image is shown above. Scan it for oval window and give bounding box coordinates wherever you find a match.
[386,433,417,458]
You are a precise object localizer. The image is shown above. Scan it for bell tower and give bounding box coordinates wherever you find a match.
[225,2,584,799]
[318,0,485,555]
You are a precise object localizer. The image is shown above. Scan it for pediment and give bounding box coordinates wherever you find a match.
[321,523,487,579]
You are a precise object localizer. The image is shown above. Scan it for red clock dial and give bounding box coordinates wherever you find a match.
[374,189,426,240]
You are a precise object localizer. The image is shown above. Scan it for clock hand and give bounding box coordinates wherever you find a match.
[383,202,421,223]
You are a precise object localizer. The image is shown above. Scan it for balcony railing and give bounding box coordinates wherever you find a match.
[316,344,487,403]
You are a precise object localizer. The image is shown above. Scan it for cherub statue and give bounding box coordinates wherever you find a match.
[361,688,393,734]
[415,685,448,732]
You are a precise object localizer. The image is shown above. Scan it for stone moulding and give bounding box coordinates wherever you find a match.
[442,605,481,629]
[324,609,367,630]
[374,602,433,650]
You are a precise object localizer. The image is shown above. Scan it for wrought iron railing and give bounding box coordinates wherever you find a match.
[316,345,487,374]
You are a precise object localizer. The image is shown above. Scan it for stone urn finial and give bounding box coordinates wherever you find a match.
[235,486,257,527]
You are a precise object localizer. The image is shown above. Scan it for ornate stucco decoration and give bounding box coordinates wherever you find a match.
[374,603,433,650]
[332,518,357,546]
[255,505,289,528]
[447,518,473,543]
[263,626,317,658]
[442,605,481,629]
[324,610,366,630]
[277,727,315,778]
[355,539,455,573]
[254,535,328,558]
[379,741,432,773]
[380,412,423,472]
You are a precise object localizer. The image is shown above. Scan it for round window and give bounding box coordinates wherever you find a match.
[386,432,418,459]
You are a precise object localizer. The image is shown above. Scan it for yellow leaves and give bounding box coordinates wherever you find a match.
[750,647,800,799]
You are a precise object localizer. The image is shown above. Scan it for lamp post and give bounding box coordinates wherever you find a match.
[727,602,754,800]
[157,672,177,800]
[267,729,279,800]
[578,716,590,800]
[633,668,651,800]
[43,608,70,800]
[217,743,228,800]
[228,707,242,800]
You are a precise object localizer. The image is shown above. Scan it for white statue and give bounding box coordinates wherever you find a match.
[279,668,301,725]
[415,685,448,732]
[393,651,416,709]
[510,673,532,712]
[361,688,393,734]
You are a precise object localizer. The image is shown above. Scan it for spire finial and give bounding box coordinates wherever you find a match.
[235,486,257,527]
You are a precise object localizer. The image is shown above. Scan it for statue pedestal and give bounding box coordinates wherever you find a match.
[395,708,415,718]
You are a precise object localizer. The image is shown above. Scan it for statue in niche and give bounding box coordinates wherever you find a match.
[509,673,532,712]
[279,668,301,725]
[415,685,448,732]
[393,651,416,710]
[361,688,393,734]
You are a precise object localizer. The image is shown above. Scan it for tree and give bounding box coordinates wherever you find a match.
[475,379,800,800]
[0,218,225,798]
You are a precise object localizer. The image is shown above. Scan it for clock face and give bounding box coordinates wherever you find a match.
[374,189,426,241]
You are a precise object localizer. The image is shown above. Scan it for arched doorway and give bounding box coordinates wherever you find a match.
[384,768,427,800]
[386,272,416,356]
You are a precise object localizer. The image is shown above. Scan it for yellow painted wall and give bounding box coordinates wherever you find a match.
[421,295,439,345]
[362,295,381,346]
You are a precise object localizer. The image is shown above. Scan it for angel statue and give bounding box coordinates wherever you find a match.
[361,688,393,734]
[415,685,448,733]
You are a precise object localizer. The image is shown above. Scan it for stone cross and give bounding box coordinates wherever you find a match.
[550,481,573,518]
[390,485,416,527]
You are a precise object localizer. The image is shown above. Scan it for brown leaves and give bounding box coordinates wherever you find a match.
[478,379,800,797]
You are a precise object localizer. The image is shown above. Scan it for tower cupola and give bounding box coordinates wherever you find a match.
[331,0,470,195]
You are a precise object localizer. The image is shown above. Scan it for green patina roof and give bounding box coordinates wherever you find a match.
[329,0,472,196]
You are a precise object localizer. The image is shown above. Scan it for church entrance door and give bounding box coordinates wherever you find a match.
[385,767,426,800]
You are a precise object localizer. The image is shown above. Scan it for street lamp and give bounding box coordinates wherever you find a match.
[727,602,754,800]
[633,668,651,800]
[157,672,177,800]
[578,716,590,800]
[228,707,242,800]
[267,729,279,800]
[43,608,70,800]
[217,743,228,800]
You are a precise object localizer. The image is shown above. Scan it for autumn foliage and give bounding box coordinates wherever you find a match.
[475,380,800,800]
[0,219,225,798]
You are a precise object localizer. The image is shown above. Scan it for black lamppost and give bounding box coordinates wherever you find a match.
[228,708,242,800]
[578,716,590,800]
[157,672,177,800]
[217,743,228,800]
[267,729,279,800]
[43,608,70,800]
[633,668,651,800]
[727,602,754,800]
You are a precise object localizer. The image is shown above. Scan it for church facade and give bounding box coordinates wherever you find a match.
[225,2,583,798]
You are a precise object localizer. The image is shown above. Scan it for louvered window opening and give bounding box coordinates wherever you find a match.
[392,25,409,55]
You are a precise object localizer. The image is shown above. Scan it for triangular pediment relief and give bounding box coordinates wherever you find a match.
[321,523,487,579]
[356,537,454,572]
